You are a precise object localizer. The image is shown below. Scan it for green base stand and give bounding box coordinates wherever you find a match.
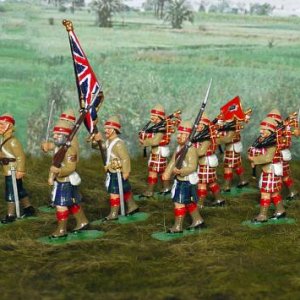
[0,216,38,228]
[242,217,296,228]
[222,186,258,196]
[133,193,171,201]
[91,212,150,225]
[38,205,55,213]
[37,230,105,245]
[151,228,207,241]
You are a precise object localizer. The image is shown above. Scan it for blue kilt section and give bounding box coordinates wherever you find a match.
[107,172,131,194]
[172,180,198,204]
[53,181,81,207]
[5,176,28,202]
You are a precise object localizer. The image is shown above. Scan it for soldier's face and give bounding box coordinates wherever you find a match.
[53,133,67,146]
[177,132,188,145]
[197,123,205,131]
[105,127,115,139]
[150,114,161,124]
[0,122,10,135]
[260,129,271,138]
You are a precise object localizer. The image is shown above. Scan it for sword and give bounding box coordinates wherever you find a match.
[10,165,20,218]
[116,171,125,216]
[45,99,56,142]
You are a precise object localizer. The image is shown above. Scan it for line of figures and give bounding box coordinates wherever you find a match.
[0,96,299,238]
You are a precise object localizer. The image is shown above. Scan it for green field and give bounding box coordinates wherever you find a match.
[0,2,299,156]
[1,2,300,299]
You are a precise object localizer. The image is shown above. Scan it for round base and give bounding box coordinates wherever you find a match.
[38,205,55,213]
[91,212,150,225]
[242,217,296,228]
[133,192,170,201]
[0,216,38,227]
[151,228,207,241]
[222,186,258,196]
[37,230,105,245]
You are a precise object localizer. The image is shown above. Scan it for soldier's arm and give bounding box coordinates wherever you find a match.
[179,146,198,176]
[115,141,131,175]
[57,146,77,177]
[251,146,276,165]
[196,140,211,157]
[10,138,26,173]
[142,133,164,147]
[163,152,176,180]
[216,130,235,145]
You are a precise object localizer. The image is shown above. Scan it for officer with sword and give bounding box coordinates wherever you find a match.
[0,113,35,223]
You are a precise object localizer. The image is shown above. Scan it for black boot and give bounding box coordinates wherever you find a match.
[1,215,16,224]
[21,206,35,218]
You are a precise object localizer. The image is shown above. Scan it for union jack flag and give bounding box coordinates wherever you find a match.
[67,30,103,133]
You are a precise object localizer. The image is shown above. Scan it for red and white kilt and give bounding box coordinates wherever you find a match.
[259,172,282,193]
[148,153,167,173]
[282,161,291,177]
[224,150,242,169]
[197,164,217,184]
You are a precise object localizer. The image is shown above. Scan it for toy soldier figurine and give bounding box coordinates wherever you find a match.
[41,109,78,153]
[49,120,88,238]
[94,116,139,220]
[162,121,205,233]
[248,117,285,222]
[216,97,251,192]
[193,113,225,208]
[266,109,298,200]
[139,104,171,197]
[0,113,35,223]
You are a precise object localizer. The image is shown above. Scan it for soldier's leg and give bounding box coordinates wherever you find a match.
[2,176,17,223]
[197,183,207,209]
[236,166,249,188]
[283,176,298,200]
[142,171,158,197]
[125,191,139,215]
[51,206,69,238]
[223,168,233,192]
[69,204,89,232]
[271,193,286,219]
[186,202,205,230]
[16,178,35,217]
[105,194,120,220]
[168,204,186,234]
[209,182,225,206]
[253,193,271,222]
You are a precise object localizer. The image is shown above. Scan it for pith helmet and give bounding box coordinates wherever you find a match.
[260,117,277,132]
[267,109,282,123]
[0,113,15,125]
[178,120,192,134]
[53,120,72,135]
[151,104,165,118]
[60,109,76,124]
[104,116,121,133]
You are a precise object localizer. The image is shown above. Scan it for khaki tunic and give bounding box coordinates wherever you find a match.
[196,140,211,165]
[0,130,26,176]
[54,144,78,183]
[251,146,277,174]
[142,132,164,155]
[106,137,131,174]
[216,131,239,150]
[164,146,198,181]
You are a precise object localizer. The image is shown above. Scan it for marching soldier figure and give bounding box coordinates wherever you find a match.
[248,117,285,222]
[216,97,251,192]
[139,104,172,197]
[49,120,88,238]
[194,113,225,207]
[0,113,35,223]
[267,109,298,200]
[94,116,139,220]
[162,121,205,233]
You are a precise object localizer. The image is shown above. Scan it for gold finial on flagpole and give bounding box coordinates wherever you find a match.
[62,19,73,31]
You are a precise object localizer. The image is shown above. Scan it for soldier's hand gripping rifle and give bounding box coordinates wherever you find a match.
[175,79,212,169]
[48,92,100,185]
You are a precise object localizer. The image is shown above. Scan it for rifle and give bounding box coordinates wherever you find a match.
[49,92,100,185]
[175,79,212,169]
[191,126,210,143]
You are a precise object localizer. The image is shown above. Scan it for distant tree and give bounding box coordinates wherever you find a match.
[164,0,193,29]
[92,0,122,27]
[198,0,207,12]
[250,3,274,16]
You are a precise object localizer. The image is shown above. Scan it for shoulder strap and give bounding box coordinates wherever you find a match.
[0,136,13,151]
